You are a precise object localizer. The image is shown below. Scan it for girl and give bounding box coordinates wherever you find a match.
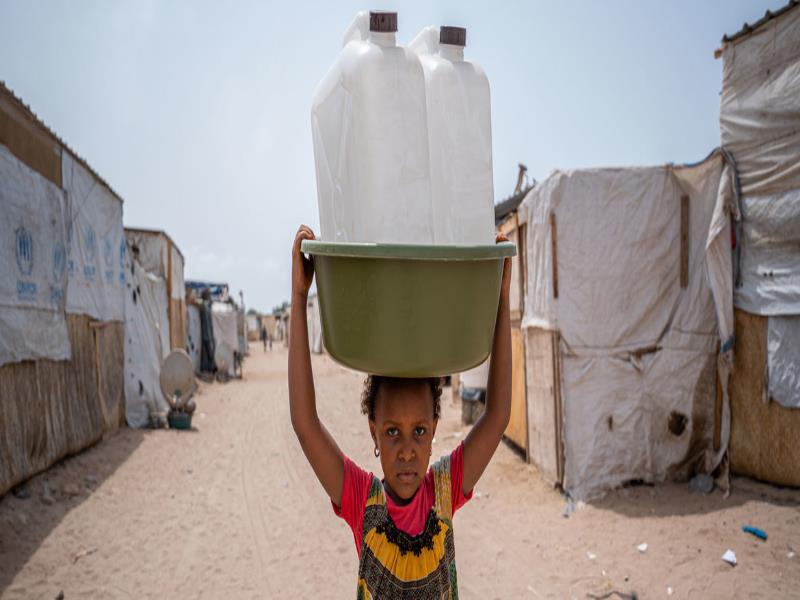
[289,224,512,598]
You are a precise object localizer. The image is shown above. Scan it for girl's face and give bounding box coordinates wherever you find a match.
[369,381,438,504]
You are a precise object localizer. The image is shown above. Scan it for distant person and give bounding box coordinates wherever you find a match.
[267,327,273,351]
[260,325,268,352]
[287,225,512,598]
[199,288,216,378]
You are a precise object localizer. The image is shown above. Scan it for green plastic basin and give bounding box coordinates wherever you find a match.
[301,240,516,377]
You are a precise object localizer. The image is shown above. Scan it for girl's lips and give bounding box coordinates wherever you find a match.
[396,472,417,483]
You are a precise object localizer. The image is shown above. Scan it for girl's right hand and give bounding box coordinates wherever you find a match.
[292,225,316,298]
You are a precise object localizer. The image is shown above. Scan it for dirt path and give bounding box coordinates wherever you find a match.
[1,347,798,599]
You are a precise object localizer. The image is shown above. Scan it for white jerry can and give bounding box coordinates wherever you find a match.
[409,25,495,245]
[311,11,433,244]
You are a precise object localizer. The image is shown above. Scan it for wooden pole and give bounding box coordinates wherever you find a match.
[167,240,175,350]
[714,341,722,451]
[680,195,689,289]
[550,212,558,299]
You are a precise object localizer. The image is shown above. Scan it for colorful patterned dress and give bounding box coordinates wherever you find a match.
[355,454,460,599]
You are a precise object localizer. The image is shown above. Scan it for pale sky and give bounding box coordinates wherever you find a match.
[0,1,782,312]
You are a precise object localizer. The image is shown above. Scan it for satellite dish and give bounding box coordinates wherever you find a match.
[160,349,196,405]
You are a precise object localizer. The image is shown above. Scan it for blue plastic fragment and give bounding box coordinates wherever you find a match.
[742,525,768,540]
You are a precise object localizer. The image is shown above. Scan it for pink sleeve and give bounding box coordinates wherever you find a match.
[450,442,473,514]
[331,455,372,552]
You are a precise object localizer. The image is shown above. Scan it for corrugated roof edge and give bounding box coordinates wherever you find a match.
[495,183,535,225]
[124,226,185,261]
[1,80,124,204]
[721,0,798,45]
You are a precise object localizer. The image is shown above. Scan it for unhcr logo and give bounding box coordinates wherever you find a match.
[52,242,66,282]
[15,226,33,276]
[15,225,37,301]
[103,236,114,282]
[119,239,126,269]
[84,226,97,261]
[104,236,114,268]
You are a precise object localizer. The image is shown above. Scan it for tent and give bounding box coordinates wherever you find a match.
[496,186,534,453]
[123,228,187,427]
[212,301,239,377]
[125,228,187,350]
[519,150,735,500]
[186,303,202,372]
[246,313,260,341]
[307,293,323,354]
[450,182,532,446]
[0,83,125,495]
[719,1,800,486]
[185,280,244,377]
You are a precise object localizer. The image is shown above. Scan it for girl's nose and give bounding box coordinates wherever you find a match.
[397,441,416,462]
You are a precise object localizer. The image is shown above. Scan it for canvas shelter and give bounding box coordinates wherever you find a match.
[185,280,241,378]
[0,83,125,495]
[494,184,534,454]
[236,305,247,357]
[307,293,323,354]
[212,301,239,377]
[186,302,202,372]
[246,313,260,341]
[123,228,187,428]
[718,1,800,486]
[518,150,736,500]
[260,314,278,341]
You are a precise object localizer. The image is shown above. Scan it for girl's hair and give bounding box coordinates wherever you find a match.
[361,375,442,421]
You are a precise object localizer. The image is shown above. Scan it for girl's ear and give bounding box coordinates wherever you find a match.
[369,419,377,447]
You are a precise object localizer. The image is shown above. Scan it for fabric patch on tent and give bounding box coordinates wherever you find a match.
[0,144,70,365]
[735,190,800,316]
[767,316,800,409]
[187,304,201,372]
[62,152,125,322]
[720,5,800,196]
[124,254,170,428]
[212,303,238,377]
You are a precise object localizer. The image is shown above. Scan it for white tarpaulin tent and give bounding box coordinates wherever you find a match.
[0,144,70,365]
[307,293,323,354]
[521,150,735,500]
[1,81,127,495]
[122,227,189,427]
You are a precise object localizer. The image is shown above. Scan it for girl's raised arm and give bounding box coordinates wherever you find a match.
[288,225,345,505]
[462,233,513,495]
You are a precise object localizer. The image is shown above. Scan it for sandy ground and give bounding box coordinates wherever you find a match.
[1,347,798,599]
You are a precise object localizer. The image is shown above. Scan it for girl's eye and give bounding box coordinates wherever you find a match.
[387,427,399,437]
[414,426,426,437]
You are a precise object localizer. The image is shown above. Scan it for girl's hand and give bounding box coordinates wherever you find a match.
[496,233,512,302]
[292,225,316,299]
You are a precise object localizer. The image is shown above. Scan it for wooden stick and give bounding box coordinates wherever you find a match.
[714,341,722,451]
[550,212,558,299]
[552,329,565,486]
[680,195,689,289]
[167,241,174,350]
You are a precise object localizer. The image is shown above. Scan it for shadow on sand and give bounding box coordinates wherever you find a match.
[0,427,146,594]
[587,476,800,520]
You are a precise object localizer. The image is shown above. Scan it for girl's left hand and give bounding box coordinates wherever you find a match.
[496,233,512,300]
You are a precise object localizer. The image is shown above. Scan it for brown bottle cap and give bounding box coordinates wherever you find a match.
[370,11,397,32]
[439,26,466,46]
